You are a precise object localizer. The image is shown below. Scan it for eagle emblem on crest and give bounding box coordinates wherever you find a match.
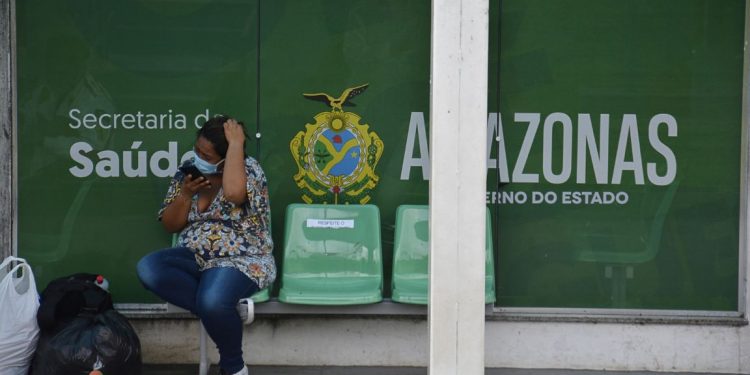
[290,84,383,204]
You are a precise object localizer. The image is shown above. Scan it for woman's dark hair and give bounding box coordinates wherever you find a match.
[197,115,245,158]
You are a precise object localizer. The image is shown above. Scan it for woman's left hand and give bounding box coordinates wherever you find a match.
[224,118,245,146]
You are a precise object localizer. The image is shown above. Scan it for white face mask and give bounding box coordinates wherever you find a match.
[193,154,225,175]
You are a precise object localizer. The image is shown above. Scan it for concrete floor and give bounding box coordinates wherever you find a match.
[144,365,425,374]
[142,366,740,375]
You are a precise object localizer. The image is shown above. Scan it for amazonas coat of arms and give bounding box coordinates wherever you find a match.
[290,83,383,204]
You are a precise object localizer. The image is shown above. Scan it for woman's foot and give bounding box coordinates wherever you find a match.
[219,365,248,375]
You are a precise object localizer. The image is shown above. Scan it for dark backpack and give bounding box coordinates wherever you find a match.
[36,273,113,333]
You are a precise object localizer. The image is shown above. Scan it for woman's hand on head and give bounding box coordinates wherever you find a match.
[180,174,211,198]
[224,118,246,146]
[220,118,248,205]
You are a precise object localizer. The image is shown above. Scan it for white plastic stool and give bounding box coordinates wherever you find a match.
[167,298,255,375]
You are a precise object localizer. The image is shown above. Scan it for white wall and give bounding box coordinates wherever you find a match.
[131,316,749,373]
[485,322,748,373]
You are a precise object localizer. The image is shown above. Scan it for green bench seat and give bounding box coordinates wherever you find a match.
[391,205,496,304]
[279,204,383,305]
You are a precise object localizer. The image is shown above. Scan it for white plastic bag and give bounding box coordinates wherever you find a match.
[0,256,41,375]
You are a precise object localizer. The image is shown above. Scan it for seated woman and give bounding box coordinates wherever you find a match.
[137,116,274,375]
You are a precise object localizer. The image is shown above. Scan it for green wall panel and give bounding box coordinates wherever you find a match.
[489,0,744,310]
[16,0,744,311]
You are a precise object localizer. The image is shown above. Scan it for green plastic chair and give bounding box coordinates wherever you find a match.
[391,205,496,304]
[575,181,679,264]
[171,233,270,302]
[574,182,680,307]
[279,204,383,305]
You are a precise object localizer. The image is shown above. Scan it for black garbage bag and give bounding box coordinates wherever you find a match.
[30,309,142,375]
[36,273,113,333]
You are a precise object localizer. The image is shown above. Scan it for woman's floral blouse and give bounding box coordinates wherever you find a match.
[159,157,276,289]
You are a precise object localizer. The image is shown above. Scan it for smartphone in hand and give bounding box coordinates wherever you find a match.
[178,164,205,180]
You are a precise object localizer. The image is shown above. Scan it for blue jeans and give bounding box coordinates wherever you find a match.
[136,247,258,373]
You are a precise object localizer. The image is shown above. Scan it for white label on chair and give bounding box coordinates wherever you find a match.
[306,219,355,229]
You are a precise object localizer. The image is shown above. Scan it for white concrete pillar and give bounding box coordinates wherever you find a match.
[428,0,489,374]
[740,2,750,371]
[0,0,14,259]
